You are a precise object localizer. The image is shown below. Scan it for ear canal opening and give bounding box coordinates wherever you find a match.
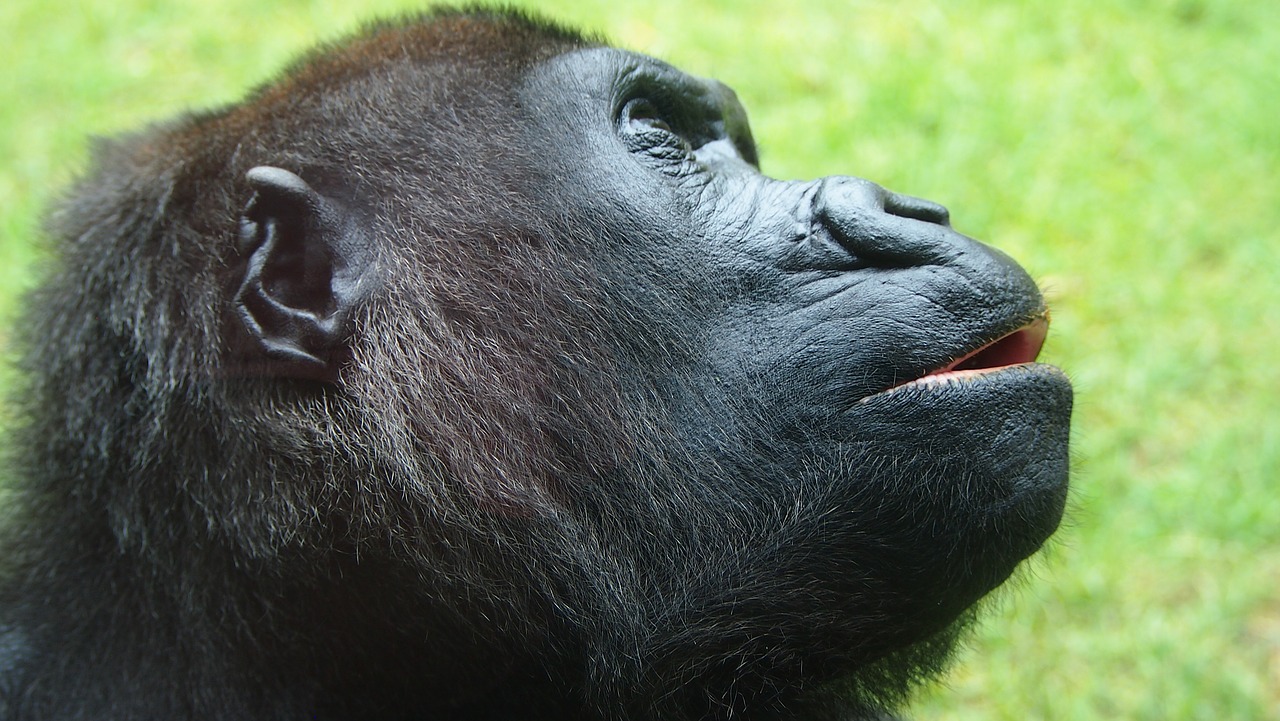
[256,219,338,317]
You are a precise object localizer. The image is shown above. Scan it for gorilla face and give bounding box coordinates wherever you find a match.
[511,47,1072,711]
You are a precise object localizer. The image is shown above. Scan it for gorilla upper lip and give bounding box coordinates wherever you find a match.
[870,315,1050,398]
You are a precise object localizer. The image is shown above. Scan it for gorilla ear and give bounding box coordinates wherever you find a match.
[234,166,374,381]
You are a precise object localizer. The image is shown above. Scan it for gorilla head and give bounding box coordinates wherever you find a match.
[0,9,1071,721]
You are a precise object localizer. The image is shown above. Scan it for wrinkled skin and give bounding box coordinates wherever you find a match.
[0,10,1070,721]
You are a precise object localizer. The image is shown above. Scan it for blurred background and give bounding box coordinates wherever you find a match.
[2,0,1276,718]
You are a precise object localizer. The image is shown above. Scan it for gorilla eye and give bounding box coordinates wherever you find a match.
[619,96,700,174]
[623,99,679,136]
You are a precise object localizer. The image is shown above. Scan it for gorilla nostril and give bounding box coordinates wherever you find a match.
[885,193,951,227]
[885,193,951,226]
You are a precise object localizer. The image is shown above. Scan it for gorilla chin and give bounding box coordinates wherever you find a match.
[858,362,1071,552]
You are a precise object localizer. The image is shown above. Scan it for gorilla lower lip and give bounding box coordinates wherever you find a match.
[894,362,1039,391]
[860,361,1067,408]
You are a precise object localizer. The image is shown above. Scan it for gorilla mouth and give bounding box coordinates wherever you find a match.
[872,316,1050,398]
[940,315,1049,375]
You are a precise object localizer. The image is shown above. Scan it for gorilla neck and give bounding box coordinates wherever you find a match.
[10,504,585,719]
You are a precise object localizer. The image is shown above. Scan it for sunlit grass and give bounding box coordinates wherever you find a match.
[3,0,1277,717]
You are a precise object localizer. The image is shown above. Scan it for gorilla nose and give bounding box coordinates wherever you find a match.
[813,177,960,267]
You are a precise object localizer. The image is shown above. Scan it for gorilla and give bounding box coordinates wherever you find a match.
[0,8,1071,721]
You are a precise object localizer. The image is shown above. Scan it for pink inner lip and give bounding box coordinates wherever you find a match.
[928,315,1049,378]
[862,316,1051,401]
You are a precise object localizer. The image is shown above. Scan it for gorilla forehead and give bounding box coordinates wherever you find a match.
[520,48,757,207]
[524,48,750,136]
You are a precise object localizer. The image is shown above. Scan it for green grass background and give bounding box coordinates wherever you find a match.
[2,0,1277,718]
